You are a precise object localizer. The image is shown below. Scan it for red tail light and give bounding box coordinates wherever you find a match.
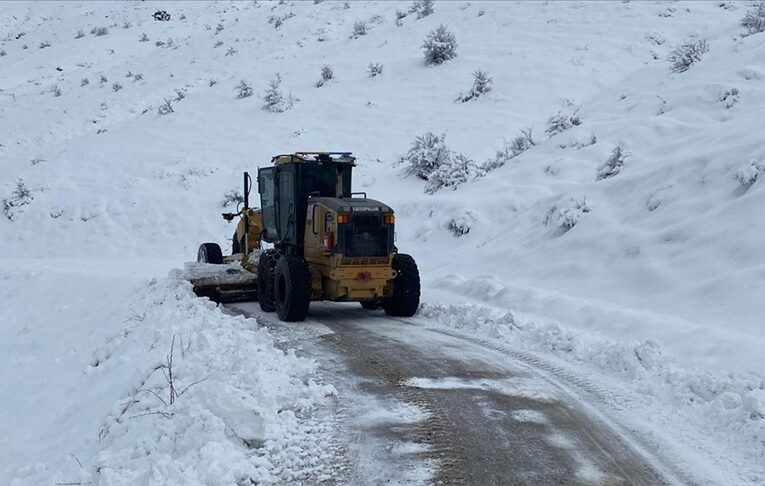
[324,229,334,252]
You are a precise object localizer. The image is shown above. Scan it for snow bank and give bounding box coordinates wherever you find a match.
[0,262,338,486]
[89,273,338,486]
[416,301,765,485]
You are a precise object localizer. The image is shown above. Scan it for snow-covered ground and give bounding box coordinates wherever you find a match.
[2,1,764,484]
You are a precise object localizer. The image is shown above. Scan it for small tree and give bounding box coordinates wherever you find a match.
[262,74,294,113]
[422,25,457,65]
[742,1,765,36]
[668,38,709,73]
[91,26,109,36]
[235,80,253,99]
[456,70,493,102]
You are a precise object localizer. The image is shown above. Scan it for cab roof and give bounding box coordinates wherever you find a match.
[271,152,356,166]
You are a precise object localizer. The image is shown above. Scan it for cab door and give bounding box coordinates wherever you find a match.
[258,167,278,242]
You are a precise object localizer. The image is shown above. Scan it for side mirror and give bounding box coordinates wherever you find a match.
[221,212,235,222]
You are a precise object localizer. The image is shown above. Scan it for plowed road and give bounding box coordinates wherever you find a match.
[229,302,682,486]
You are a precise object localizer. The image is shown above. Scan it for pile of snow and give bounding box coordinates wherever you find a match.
[0,260,338,485]
[417,301,765,485]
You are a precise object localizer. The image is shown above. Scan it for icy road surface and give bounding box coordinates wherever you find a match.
[228,302,681,486]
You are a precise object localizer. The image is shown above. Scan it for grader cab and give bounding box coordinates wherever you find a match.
[194,152,420,322]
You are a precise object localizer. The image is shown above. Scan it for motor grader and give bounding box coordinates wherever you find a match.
[191,152,421,322]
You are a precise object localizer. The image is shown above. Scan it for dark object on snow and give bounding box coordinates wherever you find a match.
[153,10,171,21]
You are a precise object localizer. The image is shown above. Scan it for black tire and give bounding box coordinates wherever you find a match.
[197,243,223,264]
[274,255,312,322]
[257,251,278,312]
[232,232,240,255]
[361,301,382,310]
[383,254,421,317]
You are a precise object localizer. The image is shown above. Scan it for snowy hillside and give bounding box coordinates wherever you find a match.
[2,1,765,485]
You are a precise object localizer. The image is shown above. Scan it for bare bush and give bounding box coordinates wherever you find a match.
[395,9,407,26]
[91,26,109,36]
[735,159,765,188]
[315,65,334,87]
[351,21,368,38]
[400,132,477,193]
[139,336,205,409]
[412,0,435,19]
[456,70,493,102]
[133,73,143,81]
[0,49,5,57]
[225,46,237,56]
[449,210,477,237]
[2,179,33,221]
[368,62,383,77]
[742,1,765,36]
[51,85,61,97]
[99,74,108,84]
[668,38,708,73]
[481,127,536,172]
[235,80,253,99]
[39,40,51,49]
[401,132,453,180]
[546,111,581,137]
[157,98,174,115]
[426,153,478,194]
[112,83,122,92]
[719,87,739,108]
[544,197,590,236]
[423,25,457,65]
[75,29,85,39]
[221,189,244,207]
[139,33,149,42]
[596,144,628,180]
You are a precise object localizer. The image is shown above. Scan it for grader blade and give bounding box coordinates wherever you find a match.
[184,262,258,304]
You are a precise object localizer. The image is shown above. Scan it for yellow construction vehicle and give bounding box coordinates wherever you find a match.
[193,152,420,322]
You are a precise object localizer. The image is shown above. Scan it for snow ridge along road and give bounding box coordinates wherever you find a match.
[230,301,684,486]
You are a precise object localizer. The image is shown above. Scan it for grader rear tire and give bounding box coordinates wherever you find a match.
[257,251,277,312]
[383,253,420,317]
[274,255,312,322]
